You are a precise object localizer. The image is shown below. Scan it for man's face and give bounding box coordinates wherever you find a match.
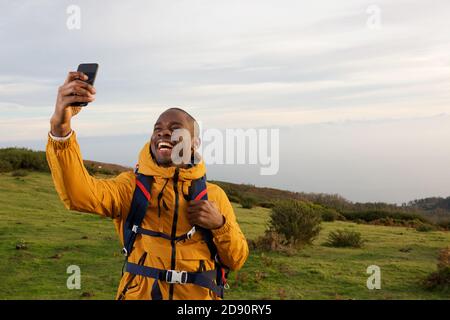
[150,109,195,167]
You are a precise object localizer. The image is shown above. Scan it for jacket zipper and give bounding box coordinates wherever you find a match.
[169,167,180,300]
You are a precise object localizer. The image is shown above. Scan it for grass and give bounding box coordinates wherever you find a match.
[0,171,449,300]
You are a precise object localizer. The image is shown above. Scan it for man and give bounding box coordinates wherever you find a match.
[46,71,249,300]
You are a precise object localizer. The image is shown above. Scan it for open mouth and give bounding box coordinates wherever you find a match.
[157,140,174,152]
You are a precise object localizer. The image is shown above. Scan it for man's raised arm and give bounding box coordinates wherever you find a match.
[46,71,134,219]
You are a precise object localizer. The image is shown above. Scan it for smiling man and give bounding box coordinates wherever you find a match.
[46,71,249,300]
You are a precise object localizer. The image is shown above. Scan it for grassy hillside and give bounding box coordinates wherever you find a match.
[0,171,449,299]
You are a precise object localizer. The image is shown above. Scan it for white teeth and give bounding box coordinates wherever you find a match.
[158,141,173,149]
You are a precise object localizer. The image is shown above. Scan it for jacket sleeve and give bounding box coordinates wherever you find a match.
[210,187,249,271]
[46,130,134,219]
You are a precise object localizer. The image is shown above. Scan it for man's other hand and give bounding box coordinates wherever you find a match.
[187,200,225,230]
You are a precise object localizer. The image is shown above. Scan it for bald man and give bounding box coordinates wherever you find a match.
[47,71,248,300]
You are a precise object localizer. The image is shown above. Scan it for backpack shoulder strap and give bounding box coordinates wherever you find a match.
[188,175,218,260]
[122,173,154,257]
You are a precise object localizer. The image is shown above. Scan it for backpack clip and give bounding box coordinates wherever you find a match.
[186,226,196,240]
[166,270,188,284]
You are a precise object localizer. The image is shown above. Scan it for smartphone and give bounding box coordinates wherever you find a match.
[72,63,99,106]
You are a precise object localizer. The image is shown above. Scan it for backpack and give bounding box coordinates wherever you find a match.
[119,166,228,299]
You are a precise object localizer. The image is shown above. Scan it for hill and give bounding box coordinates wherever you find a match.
[1,146,449,229]
[0,171,449,299]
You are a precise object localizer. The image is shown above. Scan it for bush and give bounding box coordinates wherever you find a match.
[240,196,256,209]
[423,247,450,292]
[11,169,29,177]
[259,202,275,209]
[269,200,322,246]
[227,194,241,204]
[324,229,366,248]
[248,231,297,255]
[416,223,436,232]
[342,210,428,224]
[0,147,49,172]
[320,208,345,222]
[0,159,13,172]
[437,220,450,231]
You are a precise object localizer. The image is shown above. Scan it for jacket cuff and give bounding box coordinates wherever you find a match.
[47,130,75,150]
[211,216,231,237]
[49,129,73,141]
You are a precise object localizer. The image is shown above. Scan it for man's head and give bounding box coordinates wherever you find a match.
[150,108,200,167]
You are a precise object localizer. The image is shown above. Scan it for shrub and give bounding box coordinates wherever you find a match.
[250,230,288,251]
[11,169,29,177]
[269,200,322,246]
[0,159,13,172]
[416,223,436,232]
[240,196,256,209]
[320,208,345,222]
[249,231,296,255]
[324,229,366,248]
[342,210,428,224]
[259,202,275,209]
[0,147,49,172]
[423,247,450,292]
[437,220,450,231]
[227,194,241,204]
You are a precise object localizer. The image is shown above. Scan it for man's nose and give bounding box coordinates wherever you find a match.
[157,128,172,138]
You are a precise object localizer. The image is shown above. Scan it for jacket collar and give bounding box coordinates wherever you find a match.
[136,141,206,181]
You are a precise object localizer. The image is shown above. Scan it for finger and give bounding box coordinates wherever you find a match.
[60,83,96,97]
[63,95,95,105]
[188,200,207,208]
[64,71,88,84]
[186,205,200,214]
[65,80,96,94]
[61,86,93,98]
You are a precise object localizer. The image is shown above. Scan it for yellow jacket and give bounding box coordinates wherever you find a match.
[46,131,248,300]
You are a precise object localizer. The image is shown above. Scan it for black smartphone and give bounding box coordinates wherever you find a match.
[72,63,98,106]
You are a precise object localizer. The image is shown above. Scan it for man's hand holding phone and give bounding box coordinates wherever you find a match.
[50,70,96,137]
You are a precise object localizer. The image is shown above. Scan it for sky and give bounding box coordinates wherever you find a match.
[1,0,450,204]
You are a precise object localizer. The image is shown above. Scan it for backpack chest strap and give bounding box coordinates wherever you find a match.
[125,262,224,298]
[132,225,197,242]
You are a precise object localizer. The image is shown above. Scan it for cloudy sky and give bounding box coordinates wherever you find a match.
[1,0,450,203]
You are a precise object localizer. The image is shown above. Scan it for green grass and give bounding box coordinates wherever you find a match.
[0,171,449,300]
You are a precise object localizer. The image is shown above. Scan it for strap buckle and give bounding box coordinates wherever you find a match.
[121,247,128,257]
[186,226,196,240]
[166,270,188,284]
[132,225,138,233]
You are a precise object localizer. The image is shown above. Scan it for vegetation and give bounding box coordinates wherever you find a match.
[1,171,450,299]
[240,196,256,209]
[0,147,49,172]
[324,230,366,248]
[269,200,322,246]
[11,169,30,177]
[211,181,450,227]
[1,147,449,228]
[422,247,450,292]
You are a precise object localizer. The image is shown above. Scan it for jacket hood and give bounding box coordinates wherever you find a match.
[136,141,206,181]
